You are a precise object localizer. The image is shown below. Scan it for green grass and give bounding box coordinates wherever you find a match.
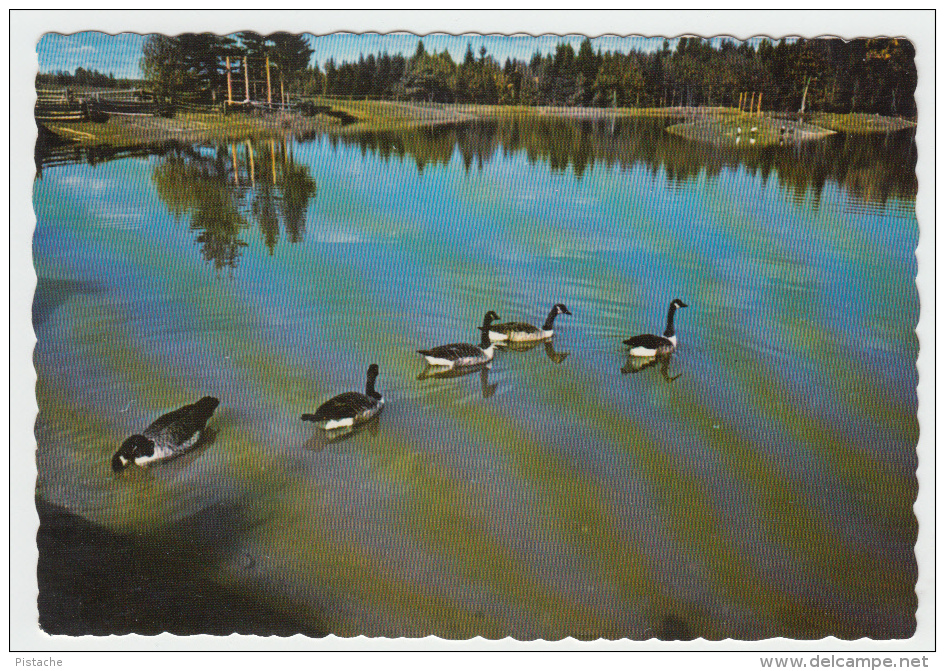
[42,110,341,148]
[40,101,913,150]
[811,112,917,133]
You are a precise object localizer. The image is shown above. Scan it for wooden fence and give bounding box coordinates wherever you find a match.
[36,87,156,120]
[35,102,88,122]
[35,86,349,124]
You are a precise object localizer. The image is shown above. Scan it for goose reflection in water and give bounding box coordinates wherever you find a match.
[621,355,682,382]
[417,363,497,399]
[499,339,570,364]
[303,415,382,450]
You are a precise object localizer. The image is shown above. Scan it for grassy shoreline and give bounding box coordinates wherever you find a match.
[37,99,916,150]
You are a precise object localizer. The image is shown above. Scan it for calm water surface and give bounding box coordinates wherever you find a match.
[33,118,918,640]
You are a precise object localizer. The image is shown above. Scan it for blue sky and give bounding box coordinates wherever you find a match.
[37,31,770,79]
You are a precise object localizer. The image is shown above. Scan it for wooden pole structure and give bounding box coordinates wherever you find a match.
[270,140,277,185]
[226,56,233,104]
[756,92,763,115]
[280,72,285,108]
[243,59,250,102]
[748,92,755,116]
[738,91,744,112]
[266,55,272,104]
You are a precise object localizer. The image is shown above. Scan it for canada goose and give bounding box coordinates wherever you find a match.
[112,396,219,471]
[302,364,384,430]
[623,298,688,357]
[417,311,499,368]
[750,126,758,132]
[487,304,571,342]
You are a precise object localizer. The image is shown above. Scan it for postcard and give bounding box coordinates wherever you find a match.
[11,9,934,659]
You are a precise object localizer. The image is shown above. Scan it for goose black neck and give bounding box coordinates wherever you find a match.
[365,371,381,400]
[664,303,679,337]
[542,307,559,331]
[480,313,498,347]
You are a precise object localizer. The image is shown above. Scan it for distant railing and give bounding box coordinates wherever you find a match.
[35,87,354,123]
[91,100,158,116]
[37,87,146,101]
[35,87,154,121]
[318,93,392,101]
[34,102,87,122]
[225,100,295,113]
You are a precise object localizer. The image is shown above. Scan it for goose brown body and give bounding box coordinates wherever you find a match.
[624,299,688,357]
[302,364,384,430]
[488,304,571,342]
[112,396,219,471]
[418,311,500,367]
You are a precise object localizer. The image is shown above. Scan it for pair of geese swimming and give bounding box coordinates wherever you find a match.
[111,299,688,471]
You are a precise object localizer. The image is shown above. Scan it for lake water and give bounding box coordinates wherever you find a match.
[33,117,919,640]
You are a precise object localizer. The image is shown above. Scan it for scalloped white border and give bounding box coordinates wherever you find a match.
[9,8,935,659]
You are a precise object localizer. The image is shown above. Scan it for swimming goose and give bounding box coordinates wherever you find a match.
[623,298,688,357]
[487,304,572,342]
[112,396,219,471]
[418,311,499,368]
[302,363,384,430]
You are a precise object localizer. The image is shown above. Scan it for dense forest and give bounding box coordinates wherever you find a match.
[314,37,916,116]
[43,33,916,117]
[36,68,144,90]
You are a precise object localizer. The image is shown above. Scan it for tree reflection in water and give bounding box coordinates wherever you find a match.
[151,139,317,270]
[333,116,916,207]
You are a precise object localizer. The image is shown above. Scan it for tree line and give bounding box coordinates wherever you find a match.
[316,37,916,117]
[36,68,144,90]
[134,33,916,116]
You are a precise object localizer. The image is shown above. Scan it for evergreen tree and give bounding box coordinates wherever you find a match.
[268,32,314,95]
[141,35,185,103]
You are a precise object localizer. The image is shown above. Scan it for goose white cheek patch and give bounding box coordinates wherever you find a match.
[19,13,929,657]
